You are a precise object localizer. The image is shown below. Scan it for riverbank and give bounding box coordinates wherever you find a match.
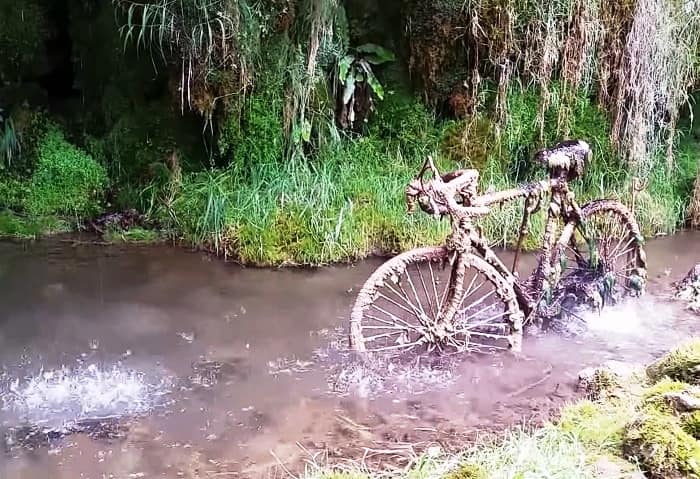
[2,86,698,266]
[1,119,695,266]
[309,338,700,479]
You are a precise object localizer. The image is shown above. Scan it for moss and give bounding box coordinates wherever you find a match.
[581,368,624,401]
[642,378,693,405]
[444,463,487,479]
[24,127,108,218]
[647,340,700,384]
[369,88,441,157]
[0,176,30,210]
[682,411,700,439]
[622,409,700,478]
[558,400,631,451]
[440,116,496,169]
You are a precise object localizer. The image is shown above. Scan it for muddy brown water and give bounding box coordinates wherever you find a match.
[0,232,699,478]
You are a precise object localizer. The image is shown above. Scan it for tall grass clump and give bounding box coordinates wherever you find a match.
[691,173,700,228]
[158,136,448,265]
[405,0,700,213]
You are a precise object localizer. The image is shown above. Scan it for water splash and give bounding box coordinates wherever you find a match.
[583,296,675,336]
[1,363,171,428]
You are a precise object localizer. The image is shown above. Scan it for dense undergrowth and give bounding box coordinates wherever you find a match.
[301,339,700,479]
[1,82,697,262]
[0,0,699,263]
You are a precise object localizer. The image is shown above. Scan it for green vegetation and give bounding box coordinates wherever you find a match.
[25,127,108,218]
[0,0,699,263]
[0,210,70,240]
[0,123,108,237]
[104,226,164,244]
[647,339,700,384]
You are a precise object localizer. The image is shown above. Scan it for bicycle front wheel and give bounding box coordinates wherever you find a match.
[350,247,523,356]
[553,199,647,295]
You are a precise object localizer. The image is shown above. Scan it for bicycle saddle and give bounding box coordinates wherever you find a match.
[534,139,591,181]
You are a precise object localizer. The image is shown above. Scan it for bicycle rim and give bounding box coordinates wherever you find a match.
[350,247,521,356]
[555,200,647,296]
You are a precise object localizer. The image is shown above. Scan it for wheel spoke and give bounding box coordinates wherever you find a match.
[375,291,419,318]
[367,305,422,331]
[415,263,435,318]
[428,261,442,318]
[385,282,424,320]
[551,203,646,317]
[405,267,429,319]
[353,250,519,355]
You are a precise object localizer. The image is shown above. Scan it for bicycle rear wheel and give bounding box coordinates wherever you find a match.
[553,199,647,298]
[350,247,523,356]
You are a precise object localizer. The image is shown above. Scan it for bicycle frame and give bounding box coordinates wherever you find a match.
[406,140,591,328]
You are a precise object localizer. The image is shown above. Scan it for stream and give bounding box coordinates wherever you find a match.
[1,232,699,478]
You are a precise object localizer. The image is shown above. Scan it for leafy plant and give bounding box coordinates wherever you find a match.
[335,43,395,129]
[112,0,260,119]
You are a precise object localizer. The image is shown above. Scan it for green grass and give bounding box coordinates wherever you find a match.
[25,127,108,218]
[2,81,694,263]
[156,137,449,265]
[558,399,635,452]
[142,79,696,266]
[0,210,71,239]
[151,133,693,266]
[104,226,164,244]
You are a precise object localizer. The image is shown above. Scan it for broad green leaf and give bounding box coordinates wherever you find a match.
[365,69,384,100]
[355,43,396,64]
[337,54,354,81]
[342,74,356,104]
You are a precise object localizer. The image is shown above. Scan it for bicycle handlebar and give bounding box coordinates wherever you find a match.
[407,140,588,217]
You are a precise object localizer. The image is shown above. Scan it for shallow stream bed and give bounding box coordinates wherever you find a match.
[1,232,699,478]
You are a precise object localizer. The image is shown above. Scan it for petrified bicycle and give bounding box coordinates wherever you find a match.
[350,140,647,355]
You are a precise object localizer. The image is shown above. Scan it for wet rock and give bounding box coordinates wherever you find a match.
[3,416,129,452]
[664,391,700,412]
[187,358,250,389]
[647,339,700,385]
[578,361,639,400]
[89,209,147,234]
[673,263,700,313]
[592,456,644,479]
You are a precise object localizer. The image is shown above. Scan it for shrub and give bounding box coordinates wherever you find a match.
[24,128,108,218]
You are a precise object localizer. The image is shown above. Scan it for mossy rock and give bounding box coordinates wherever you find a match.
[647,340,700,384]
[683,411,700,439]
[558,400,630,450]
[578,365,624,400]
[643,379,692,405]
[444,463,486,479]
[623,408,700,478]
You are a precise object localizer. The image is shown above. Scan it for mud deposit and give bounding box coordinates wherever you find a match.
[1,232,700,478]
